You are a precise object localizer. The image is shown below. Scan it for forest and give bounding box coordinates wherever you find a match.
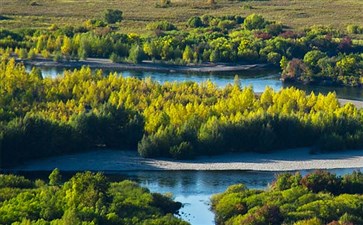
[1,58,363,167]
[211,170,363,225]
[0,170,188,225]
[0,13,362,86]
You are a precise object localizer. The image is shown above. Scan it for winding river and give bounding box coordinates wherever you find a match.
[21,65,363,224]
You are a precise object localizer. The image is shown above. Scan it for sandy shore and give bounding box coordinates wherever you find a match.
[10,148,363,172]
[20,57,269,73]
[338,98,363,109]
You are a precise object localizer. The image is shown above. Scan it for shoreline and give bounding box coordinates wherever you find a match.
[19,57,270,73]
[8,148,363,172]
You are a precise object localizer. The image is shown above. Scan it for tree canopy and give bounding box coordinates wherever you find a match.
[0,170,188,225]
[1,59,363,167]
[211,170,363,225]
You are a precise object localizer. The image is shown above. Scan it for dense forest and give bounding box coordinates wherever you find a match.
[211,170,363,225]
[0,13,362,86]
[0,170,187,225]
[1,58,363,167]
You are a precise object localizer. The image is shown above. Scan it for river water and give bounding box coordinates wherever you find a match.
[21,65,363,224]
[15,168,363,225]
[26,66,363,100]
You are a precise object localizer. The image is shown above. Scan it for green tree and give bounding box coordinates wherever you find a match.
[49,168,62,186]
[128,44,144,64]
[182,46,193,63]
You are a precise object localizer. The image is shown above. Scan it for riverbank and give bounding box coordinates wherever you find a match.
[19,57,270,73]
[10,148,363,172]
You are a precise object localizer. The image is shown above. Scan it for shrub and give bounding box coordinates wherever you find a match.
[170,141,194,159]
[151,193,182,214]
[49,168,62,186]
[157,0,172,8]
[346,24,363,34]
[341,171,363,194]
[294,218,323,225]
[128,44,145,64]
[28,48,36,59]
[104,9,123,24]
[267,52,282,65]
[273,173,302,191]
[244,14,267,30]
[138,135,160,158]
[0,174,33,188]
[266,23,283,36]
[18,48,28,59]
[187,16,203,28]
[146,21,177,31]
[300,170,342,194]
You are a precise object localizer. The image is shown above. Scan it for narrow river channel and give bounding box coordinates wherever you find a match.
[26,65,363,100]
[12,168,363,225]
[20,65,363,224]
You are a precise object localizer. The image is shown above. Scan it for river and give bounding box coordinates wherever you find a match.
[21,65,363,224]
[26,65,363,100]
[13,168,363,225]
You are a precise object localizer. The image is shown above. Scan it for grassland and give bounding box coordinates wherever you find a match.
[1,0,363,34]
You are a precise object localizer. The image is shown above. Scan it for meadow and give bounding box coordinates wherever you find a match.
[1,0,363,35]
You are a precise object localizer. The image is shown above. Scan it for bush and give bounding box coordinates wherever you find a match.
[170,141,194,159]
[138,135,160,158]
[187,16,203,28]
[104,9,123,24]
[346,24,363,34]
[266,23,283,36]
[128,44,145,64]
[18,48,28,59]
[157,0,172,8]
[151,193,182,214]
[0,174,33,188]
[244,14,267,30]
[341,171,363,194]
[300,170,342,194]
[49,168,62,186]
[27,48,36,59]
[146,21,177,31]
[273,173,302,191]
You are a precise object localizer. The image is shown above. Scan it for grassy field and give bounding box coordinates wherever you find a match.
[1,0,363,34]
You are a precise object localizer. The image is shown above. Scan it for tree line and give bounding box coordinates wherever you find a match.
[0,170,188,225]
[0,13,362,86]
[1,59,363,167]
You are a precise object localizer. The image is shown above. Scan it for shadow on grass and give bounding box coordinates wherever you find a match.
[0,15,12,21]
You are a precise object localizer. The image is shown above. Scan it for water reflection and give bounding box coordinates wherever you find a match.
[25,65,363,100]
[13,168,363,225]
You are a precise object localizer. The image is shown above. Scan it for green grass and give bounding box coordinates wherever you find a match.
[1,0,363,34]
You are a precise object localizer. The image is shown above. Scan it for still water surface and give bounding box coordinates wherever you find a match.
[22,65,363,224]
[17,168,363,225]
[26,66,363,100]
